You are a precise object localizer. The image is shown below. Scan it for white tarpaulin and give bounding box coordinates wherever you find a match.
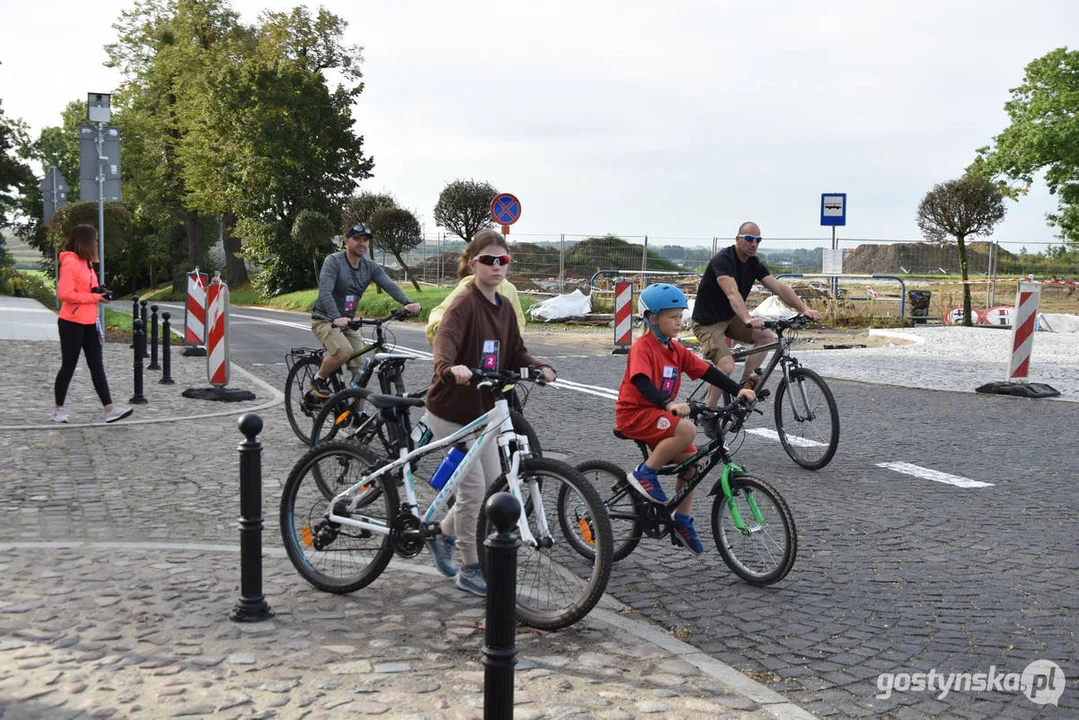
[1039,313,1079,333]
[749,295,798,320]
[528,289,592,321]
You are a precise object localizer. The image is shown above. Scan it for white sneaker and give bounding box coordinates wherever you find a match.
[52,408,69,423]
[104,406,134,424]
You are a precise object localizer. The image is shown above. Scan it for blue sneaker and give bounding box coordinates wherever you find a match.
[456,563,487,596]
[672,512,704,554]
[426,534,457,577]
[628,463,667,504]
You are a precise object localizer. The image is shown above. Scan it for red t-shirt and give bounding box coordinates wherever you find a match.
[615,333,711,436]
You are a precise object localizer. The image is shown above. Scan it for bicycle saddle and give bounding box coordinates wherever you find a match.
[364,393,426,409]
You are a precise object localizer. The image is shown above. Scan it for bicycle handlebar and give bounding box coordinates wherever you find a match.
[346,308,413,331]
[439,366,547,389]
[744,314,814,331]
[687,397,752,429]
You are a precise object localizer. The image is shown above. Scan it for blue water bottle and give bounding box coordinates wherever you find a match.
[429,446,466,490]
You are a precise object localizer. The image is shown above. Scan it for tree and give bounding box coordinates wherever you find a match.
[343,192,396,229]
[971,47,1079,245]
[292,209,335,280]
[916,174,1006,326]
[368,206,423,293]
[433,179,497,242]
[0,102,35,231]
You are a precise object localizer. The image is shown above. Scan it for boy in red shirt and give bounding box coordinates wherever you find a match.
[615,284,755,553]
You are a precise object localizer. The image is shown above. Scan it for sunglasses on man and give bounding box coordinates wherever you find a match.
[737,234,764,244]
[474,254,512,266]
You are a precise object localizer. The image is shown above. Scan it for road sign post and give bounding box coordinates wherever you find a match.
[820,193,847,297]
[80,93,121,332]
[490,193,521,235]
[40,166,71,304]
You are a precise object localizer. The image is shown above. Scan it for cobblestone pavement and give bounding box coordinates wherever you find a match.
[0,316,812,719]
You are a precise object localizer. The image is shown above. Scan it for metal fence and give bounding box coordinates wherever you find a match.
[375,233,1077,291]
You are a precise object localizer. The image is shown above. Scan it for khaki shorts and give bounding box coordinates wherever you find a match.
[311,320,365,368]
[690,319,755,364]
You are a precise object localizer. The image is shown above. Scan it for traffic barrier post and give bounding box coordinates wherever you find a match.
[130,319,148,405]
[160,312,175,385]
[612,282,632,355]
[975,279,1060,398]
[230,413,274,623]
[206,273,230,387]
[148,305,160,370]
[483,492,520,720]
[183,267,209,357]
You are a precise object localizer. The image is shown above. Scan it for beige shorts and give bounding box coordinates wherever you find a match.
[690,319,755,364]
[311,320,365,367]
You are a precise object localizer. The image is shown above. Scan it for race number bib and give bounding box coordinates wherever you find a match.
[660,365,677,395]
[344,294,357,313]
[481,340,500,370]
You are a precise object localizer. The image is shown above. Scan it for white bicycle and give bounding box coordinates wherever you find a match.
[280,367,613,630]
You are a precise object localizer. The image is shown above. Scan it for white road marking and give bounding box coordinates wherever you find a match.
[876,461,994,488]
[548,378,619,400]
[745,427,825,447]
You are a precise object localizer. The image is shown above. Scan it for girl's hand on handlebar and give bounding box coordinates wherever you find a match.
[449,365,473,385]
[666,401,690,417]
[736,388,756,403]
[539,366,556,384]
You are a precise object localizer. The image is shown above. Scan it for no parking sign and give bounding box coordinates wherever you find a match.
[490,193,521,234]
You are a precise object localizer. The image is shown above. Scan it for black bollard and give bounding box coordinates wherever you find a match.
[160,312,175,385]
[148,305,160,370]
[130,319,148,404]
[130,295,139,350]
[140,300,150,358]
[231,414,275,623]
[483,492,521,720]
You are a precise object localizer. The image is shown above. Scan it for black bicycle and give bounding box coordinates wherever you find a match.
[695,315,839,471]
[575,399,797,585]
[284,309,412,445]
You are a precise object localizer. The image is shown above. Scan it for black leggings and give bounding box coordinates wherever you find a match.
[55,318,113,407]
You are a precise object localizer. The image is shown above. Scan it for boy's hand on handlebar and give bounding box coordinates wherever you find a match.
[666,401,690,417]
[539,366,556,384]
[449,365,473,384]
[736,388,756,403]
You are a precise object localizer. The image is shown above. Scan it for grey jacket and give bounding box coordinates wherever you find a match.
[311,252,412,322]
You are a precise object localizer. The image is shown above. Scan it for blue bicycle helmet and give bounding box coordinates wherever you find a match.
[638,283,688,346]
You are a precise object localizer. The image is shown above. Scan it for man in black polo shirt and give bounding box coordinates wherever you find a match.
[691,221,821,409]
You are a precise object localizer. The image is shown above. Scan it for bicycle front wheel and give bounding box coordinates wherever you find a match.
[574,460,643,562]
[280,442,397,593]
[477,458,612,631]
[710,473,796,586]
[311,387,377,447]
[773,367,839,470]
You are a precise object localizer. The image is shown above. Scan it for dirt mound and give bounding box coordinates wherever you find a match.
[843,241,1014,275]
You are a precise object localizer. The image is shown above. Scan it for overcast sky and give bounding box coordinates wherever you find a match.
[2,0,1075,251]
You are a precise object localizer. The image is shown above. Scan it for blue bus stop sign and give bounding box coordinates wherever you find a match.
[490,193,521,226]
[821,193,847,226]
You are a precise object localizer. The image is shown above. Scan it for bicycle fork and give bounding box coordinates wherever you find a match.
[781,362,816,423]
[719,464,765,535]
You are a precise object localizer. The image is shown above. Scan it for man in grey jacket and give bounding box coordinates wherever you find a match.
[309,224,420,397]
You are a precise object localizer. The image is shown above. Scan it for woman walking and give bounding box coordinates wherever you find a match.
[53,224,132,424]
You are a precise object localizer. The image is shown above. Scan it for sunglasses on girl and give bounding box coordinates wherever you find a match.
[737,234,764,244]
[474,254,511,266]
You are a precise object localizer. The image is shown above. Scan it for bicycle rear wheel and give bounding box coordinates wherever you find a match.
[285,356,344,445]
[477,458,612,631]
[573,460,643,562]
[710,473,796,586]
[773,367,839,470]
[280,442,397,593]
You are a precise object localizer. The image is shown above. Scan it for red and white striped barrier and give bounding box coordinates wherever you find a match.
[206,274,230,387]
[613,282,633,351]
[1006,281,1041,381]
[184,268,209,349]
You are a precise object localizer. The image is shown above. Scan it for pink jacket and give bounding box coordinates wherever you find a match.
[57,251,102,324]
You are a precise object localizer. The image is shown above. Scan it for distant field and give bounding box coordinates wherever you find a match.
[4,237,45,271]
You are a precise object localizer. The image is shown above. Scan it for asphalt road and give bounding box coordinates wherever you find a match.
[188,303,1078,718]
